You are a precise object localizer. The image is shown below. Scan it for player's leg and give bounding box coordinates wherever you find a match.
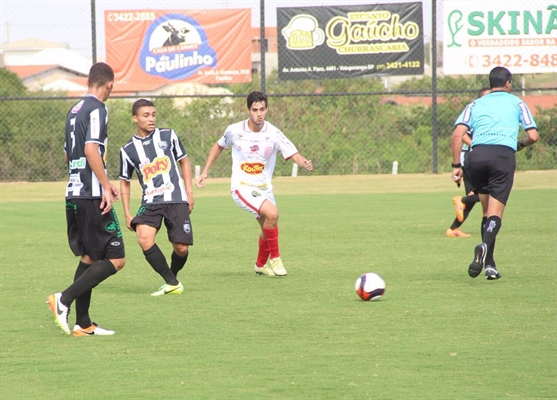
[258,200,286,276]
[482,147,515,280]
[132,206,181,295]
[73,260,92,329]
[138,224,179,284]
[231,188,278,276]
[48,200,124,335]
[164,204,193,279]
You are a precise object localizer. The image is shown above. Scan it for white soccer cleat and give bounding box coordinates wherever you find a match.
[46,292,71,335]
[73,322,115,337]
[269,257,287,276]
[254,264,276,276]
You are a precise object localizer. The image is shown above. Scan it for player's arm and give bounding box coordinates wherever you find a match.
[291,153,313,171]
[196,142,225,188]
[179,156,194,212]
[517,128,539,151]
[462,133,472,147]
[119,179,134,231]
[450,124,468,183]
[84,142,115,214]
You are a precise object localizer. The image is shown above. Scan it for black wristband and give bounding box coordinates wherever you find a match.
[451,163,462,168]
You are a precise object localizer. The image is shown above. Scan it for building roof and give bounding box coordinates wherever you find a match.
[5,64,87,79]
[1,38,68,50]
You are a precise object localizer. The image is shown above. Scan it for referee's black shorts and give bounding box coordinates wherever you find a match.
[66,198,126,261]
[466,145,516,205]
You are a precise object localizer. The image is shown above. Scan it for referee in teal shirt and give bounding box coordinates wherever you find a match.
[450,66,539,280]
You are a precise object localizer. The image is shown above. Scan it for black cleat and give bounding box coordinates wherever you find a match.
[468,243,487,278]
[485,266,501,280]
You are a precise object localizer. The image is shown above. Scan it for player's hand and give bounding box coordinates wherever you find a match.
[452,168,463,186]
[196,173,208,188]
[100,190,114,215]
[303,159,313,171]
[125,214,134,231]
[109,182,120,202]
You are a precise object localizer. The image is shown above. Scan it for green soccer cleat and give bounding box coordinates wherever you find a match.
[151,282,184,296]
[269,257,287,276]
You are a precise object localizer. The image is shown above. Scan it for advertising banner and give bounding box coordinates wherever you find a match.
[277,2,424,80]
[105,9,252,85]
[443,1,557,75]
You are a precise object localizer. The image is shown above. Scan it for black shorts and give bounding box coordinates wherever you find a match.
[466,145,516,205]
[131,203,193,245]
[66,198,125,261]
[462,150,473,194]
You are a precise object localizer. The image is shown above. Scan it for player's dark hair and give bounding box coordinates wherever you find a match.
[489,67,512,89]
[478,87,490,98]
[132,99,155,116]
[247,91,267,109]
[88,62,114,88]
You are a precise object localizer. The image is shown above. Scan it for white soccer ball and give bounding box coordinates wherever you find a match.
[355,272,386,301]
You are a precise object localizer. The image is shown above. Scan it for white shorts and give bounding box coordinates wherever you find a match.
[231,186,276,218]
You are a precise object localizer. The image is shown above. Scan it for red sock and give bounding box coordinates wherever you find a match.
[256,235,270,267]
[263,227,280,259]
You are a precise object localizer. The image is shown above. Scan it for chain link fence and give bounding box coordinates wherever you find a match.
[1,1,556,182]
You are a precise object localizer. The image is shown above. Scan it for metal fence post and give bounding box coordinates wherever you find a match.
[260,0,266,94]
[431,0,438,173]
[91,0,97,64]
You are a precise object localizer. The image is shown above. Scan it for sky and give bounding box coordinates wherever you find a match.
[0,0,437,58]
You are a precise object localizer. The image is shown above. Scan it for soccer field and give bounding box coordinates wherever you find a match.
[1,172,555,399]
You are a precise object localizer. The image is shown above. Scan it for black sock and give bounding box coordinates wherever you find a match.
[482,216,502,250]
[481,216,487,241]
[486,238,497,267]
[449,219,461,230]
[170,250,189,277]
[462,194,479,205]
[459,202,474,223]
[144,244,179,285]
[61,259,117,306]
[74,261,93,328]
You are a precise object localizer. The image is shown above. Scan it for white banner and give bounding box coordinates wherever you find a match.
[442,1,557,75]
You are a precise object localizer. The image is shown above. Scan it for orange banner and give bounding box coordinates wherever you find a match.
[105,9,252,85]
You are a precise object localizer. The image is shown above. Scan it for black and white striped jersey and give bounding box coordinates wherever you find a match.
[64,95,109,199]
[119,128,190,205]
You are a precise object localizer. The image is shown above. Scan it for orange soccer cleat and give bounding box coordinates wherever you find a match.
[446,228,471,238]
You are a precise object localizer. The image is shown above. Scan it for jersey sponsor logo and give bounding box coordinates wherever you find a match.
[144,182,175,197]
[68,173,83,188]
[69,157,87,170]
[71,100,84,114]
[141,156,171,182]
[241,162,264,175]
[250,145,259,152]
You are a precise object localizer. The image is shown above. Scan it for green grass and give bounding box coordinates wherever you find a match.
[1,172,556,399]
